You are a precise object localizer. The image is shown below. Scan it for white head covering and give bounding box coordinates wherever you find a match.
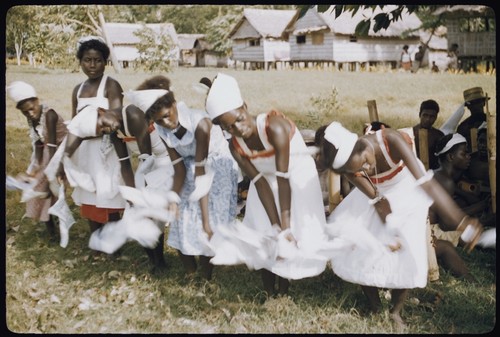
[7,81,37,104]
[205,73,244,120]
[67,105,98,138]
[124,89,168,113]
[324,122,358,169]
[77,35,106,50]
[434,133,467,156]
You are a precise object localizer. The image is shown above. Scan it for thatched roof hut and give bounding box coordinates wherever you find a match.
[104,22,179,66]
[229,8,299,69]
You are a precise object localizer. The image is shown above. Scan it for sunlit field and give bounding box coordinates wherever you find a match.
[5,65,496,333]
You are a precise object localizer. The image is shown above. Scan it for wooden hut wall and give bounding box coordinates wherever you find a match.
[332,37,420,63]
[289,33,334,61]
[263,39,290,62]
[446,20,496,57]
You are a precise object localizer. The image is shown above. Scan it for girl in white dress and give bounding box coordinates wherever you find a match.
[7,81,68,240]
[317,121,484,327]
[61,36,130,237]
[127,75,239,280]
[84,103,173,270]
[205,73,330,297]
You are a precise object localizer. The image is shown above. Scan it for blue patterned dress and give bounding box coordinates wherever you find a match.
[155,102,239,256]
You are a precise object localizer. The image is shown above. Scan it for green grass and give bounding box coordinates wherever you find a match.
[5,65,496,333]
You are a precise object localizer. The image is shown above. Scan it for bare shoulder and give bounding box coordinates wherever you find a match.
[106,76,124,91]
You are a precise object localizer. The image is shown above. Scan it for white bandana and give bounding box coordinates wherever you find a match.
[77,35,106,50]
[67,105,98,138]
[324,122,358,169]
[205,73,244,120]
[124,89,168,113]
[7,81,37,103]
[434,133,467,156]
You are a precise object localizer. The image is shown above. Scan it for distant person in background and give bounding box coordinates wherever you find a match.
[447,43,459,72]
[431,61,440,73]
[400,45,412,71]
[412,99,444,170]
[7,81,68,240]
[457,87,489,152]
[412,45,425,73]
[63,36,128,238]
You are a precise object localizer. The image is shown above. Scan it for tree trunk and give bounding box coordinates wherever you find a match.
[98,7,121,73]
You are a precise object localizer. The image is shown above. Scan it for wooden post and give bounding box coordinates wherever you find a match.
[418,128,430,170]
[470,128,478,153]
[328,171,342,213]
[485,94,496,213]
[367,100,379,122]
[98,7,122,74]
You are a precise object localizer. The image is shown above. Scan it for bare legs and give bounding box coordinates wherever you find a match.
[435,240,474,281]
[44,215,57,240]
[261,269,290,297]
[145,233,167,272]
[389,289,408,328]
[361,285,408,328]
[178,252,214,280]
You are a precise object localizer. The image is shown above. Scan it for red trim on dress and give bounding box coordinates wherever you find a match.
[80,204,123,223]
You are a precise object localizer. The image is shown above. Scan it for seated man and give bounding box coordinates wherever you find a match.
[462,123,495,227]
[413,99,444,170]
[428,133,478,282]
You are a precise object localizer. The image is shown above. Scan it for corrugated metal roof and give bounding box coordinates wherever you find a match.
[230,8,298,39]
[104,22,178,45]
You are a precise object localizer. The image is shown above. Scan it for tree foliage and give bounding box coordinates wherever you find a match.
[301,5,448,38]
[7,4,451,70]
[133,25,176,73]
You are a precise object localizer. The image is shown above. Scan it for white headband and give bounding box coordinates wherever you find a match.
[7,81,37,103]
[67,105,98,138]
[434,133,467,156]
[205,73,244,120]
[124,89,169,113]
[77,35,106,50]
[324,122,358,169]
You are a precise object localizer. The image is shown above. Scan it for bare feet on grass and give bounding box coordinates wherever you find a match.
[389,312,407,331]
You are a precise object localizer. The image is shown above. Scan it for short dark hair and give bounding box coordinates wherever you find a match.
[76,38,110,62]
[419,99,440,115]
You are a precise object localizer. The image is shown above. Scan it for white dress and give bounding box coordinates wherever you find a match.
[116,105,173,193]
[326,129,433,289]
[71,74,126,209]
[155,101,239,256]
[214,111,330,280]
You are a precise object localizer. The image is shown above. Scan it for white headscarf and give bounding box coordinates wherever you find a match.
[324,122,358,169]
[124,89,168,113]
[77,35,106,50]
[434,133,467,156]
[67,105,98,138]
[7,81,37,104]
[205,73,244,120]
